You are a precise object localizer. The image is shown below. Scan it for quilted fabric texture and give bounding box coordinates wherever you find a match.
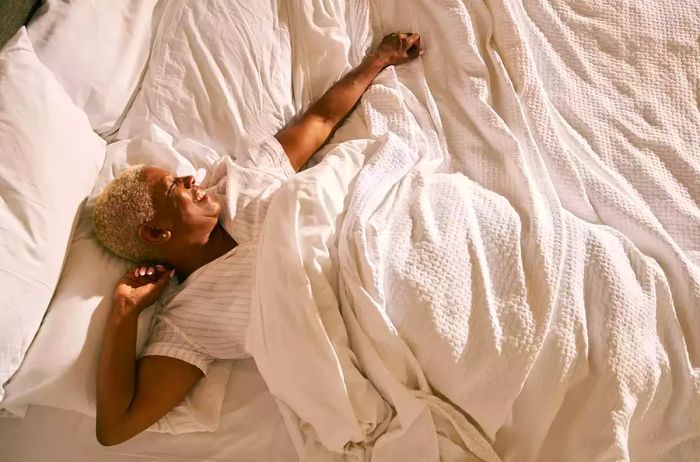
[248,0,699,460]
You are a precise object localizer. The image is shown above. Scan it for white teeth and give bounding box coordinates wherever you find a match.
[194,189,206,202]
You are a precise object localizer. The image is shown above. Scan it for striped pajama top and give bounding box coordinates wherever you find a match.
[139,136,295,374]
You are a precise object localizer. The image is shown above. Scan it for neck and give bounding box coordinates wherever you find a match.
[169,224,236,281]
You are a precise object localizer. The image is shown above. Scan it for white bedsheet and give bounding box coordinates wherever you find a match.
[0,360,296,462]
[118,0,295,156]
[27,0,162,136]
[2,0,302,453]
[19,0,694,459]
[249,0,700,461]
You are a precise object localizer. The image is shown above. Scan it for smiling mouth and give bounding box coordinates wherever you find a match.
[193,188,207,203]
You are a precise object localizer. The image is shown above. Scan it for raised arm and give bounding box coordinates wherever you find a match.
[96,265,203,446]
[276,32,424,171]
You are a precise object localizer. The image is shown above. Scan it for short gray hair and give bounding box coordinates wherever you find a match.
[92,165,157,262]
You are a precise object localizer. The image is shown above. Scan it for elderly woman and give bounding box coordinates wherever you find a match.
[92,33,424,446]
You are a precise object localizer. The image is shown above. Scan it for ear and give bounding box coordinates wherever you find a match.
[139,223,172,245]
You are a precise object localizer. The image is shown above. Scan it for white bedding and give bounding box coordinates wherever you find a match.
[0,28,105,400]
[4,0,300,450]
[249,0,700,460]
[27,0,162,136]
[118,0,295,155]
[5,0,698,460]
[0,360,296,462]
[2,136,234,434]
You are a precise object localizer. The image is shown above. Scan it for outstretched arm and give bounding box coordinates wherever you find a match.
[276,32,424,171]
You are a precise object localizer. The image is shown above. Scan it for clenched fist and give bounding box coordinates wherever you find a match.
[113,264,174,315]
[371,32,425,68]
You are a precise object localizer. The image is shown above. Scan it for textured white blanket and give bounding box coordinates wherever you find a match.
[250,0,700,460]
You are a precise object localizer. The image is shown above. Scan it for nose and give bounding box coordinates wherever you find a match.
[182,175,195,189]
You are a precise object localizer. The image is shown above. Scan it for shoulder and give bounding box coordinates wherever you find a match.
[237,136,295,178]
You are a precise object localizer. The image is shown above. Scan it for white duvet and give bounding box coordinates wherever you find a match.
[248,0,700,461]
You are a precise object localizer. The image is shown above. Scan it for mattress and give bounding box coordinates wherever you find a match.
[0,359,297,462]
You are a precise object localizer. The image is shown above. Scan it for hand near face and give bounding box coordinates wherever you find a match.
[114,264,174,315]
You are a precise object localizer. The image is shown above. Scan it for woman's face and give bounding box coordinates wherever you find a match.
[141,166,221,251]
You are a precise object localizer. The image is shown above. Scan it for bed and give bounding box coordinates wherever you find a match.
[0,1,298,460]
[0,359,295,462]
[1,0,698,461]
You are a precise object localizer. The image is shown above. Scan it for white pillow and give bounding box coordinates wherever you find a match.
[27,0,162,136]
[0,28,105,399]
[117,0,295,156]
[1,135,233,434]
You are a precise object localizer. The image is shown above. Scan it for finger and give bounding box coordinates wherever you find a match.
[406,33,420,46]
[137,273,149,283]
[408,42,423,59]
[134,276,148,286]
[155,269,176,287]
